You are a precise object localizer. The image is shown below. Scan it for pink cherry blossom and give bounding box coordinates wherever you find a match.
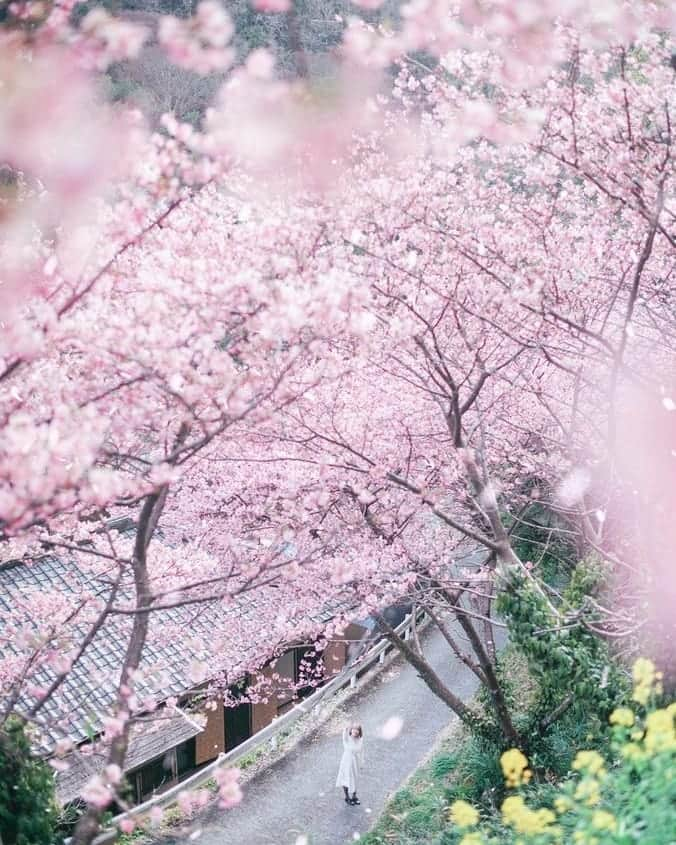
[102,716,127,741]
[215,767,243,808]
[104,764,123,785]
[79,8,148,69]
[177,790,195,815]
[159,1,235,75]
[81,775,113,809]
[148,806,164,826]
[252,0,291,12]
[246,48,276,79]
[0,8,673,845]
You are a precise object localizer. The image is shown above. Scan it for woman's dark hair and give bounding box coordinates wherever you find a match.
[351,724,363,738]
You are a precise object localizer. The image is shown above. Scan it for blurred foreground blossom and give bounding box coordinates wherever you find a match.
[0,42,121,311]
[557,467,592,508]
[380,716,404,741]
[215,766,243,808]
[79,8,148,69]
[252,0,291,11]
[159,0,235,75]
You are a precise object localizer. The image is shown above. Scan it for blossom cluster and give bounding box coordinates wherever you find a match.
[500,748,532,788]
[0,2,674,840]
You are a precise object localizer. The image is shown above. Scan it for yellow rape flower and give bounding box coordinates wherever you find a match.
[633,658,656,686]
[592,810,617,831]
[554,796,573,814]
[633,683,651,706]
[574,778,601,806]
[502,796,527,824]
[502,796,557,835]
[449,799,479,828]
[459,833,484,845]
[632,657,663,705]
[500,748,531,787]
[533,808,557,830]
[621,742,645,762]
[573,833,598,845]
[644,708,676,753]
[572,750,606,777]
[609,707,634,728]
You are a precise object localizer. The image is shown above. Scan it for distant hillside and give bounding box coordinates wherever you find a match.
[84,0,403,125]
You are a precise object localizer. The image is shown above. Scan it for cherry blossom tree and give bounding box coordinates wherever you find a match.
[0,170,376,839]
[1,1,674,843]
[210,22,674,743]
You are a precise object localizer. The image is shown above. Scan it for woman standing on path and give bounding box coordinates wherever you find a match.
[336,724,364,806]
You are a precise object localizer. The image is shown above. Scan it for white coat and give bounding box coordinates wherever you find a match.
[335,728,364,794]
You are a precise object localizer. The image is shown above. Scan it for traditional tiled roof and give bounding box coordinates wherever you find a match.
[0,549,354,758]
[0,555,208,754]
[55,709,203,805]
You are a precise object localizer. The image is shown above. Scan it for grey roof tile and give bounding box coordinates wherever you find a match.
[55,709,203,805]
[0,553,354,756]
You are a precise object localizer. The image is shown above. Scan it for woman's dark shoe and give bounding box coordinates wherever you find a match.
[343,787,351,804]
[350,794,360,805]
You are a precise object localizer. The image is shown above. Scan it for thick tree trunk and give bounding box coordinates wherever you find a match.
[373,611,484,732]
[454,605,521,746]
[429,575,521,746]
[481,573,497,663]
[71,488,168,845]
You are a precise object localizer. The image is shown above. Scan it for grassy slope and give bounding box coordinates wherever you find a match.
[360,649,536,845]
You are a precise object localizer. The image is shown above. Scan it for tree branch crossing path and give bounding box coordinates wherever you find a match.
[164,620,490,845]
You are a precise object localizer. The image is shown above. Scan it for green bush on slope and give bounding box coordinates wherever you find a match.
[0,718,58,845]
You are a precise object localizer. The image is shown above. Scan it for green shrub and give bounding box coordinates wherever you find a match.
[446,660,675,845]
[498,566,628,739]
[0,718,58,845]
[117,828,147,845]
[162,806,183,827]
[388,786,416,814]
[507,505,575,588]
[525,706,609,779]
[452,737,504,806]
[403,799,444,838]
[362,752,459,845]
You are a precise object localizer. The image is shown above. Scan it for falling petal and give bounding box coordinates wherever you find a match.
[380,715,404,740]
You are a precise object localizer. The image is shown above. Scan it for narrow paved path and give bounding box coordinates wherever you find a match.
[165,621,487,845]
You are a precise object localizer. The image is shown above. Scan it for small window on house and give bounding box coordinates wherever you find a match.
[176,736,196,778]
[273,650,296,709]
[137,753,174,801]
